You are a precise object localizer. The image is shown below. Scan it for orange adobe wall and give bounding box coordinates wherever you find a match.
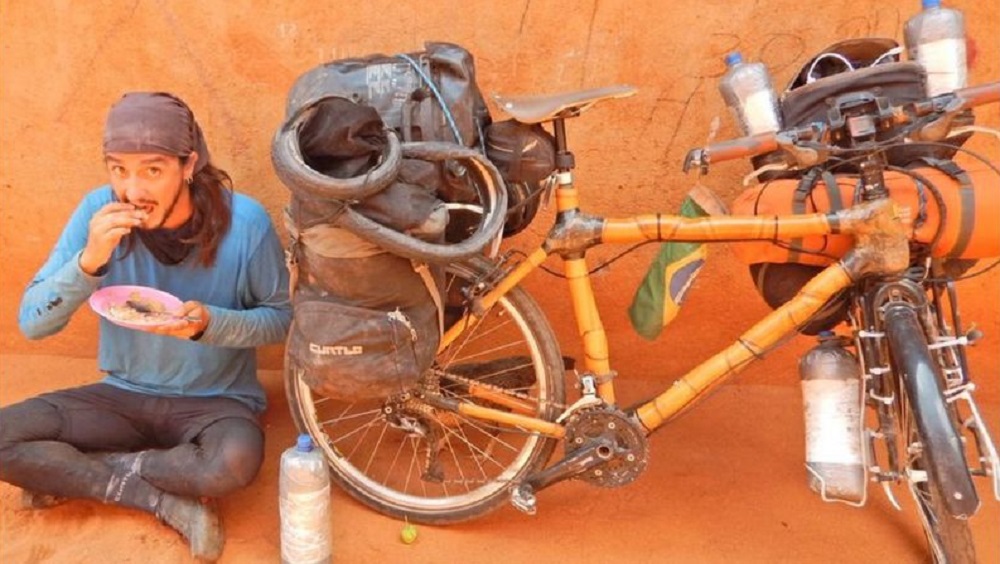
[1,0,997,397]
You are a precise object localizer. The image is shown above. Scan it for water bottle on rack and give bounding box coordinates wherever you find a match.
[717,51,783,136]
[280,434,332,564]
[904,0,967,96]
[799,332,865,504]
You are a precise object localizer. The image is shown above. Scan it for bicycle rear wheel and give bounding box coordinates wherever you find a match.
[884,305,976,564]
[285,258,566,524]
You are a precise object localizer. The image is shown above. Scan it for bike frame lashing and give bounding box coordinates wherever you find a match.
[436,160,911,444]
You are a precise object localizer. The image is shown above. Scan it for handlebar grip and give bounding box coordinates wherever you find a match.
[955,81,1000,110]
[683,132,779,172]
[707,132,780,162]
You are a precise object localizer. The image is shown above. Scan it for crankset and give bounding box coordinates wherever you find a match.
[510,406,649,515]
[564,406,650,487]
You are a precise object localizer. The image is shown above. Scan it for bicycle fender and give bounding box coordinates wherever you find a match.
[884,304,980,518]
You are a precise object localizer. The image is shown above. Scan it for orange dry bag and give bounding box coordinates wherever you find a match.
[730,162,1000,266]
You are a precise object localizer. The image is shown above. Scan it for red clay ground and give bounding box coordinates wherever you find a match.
[1,353,997,563]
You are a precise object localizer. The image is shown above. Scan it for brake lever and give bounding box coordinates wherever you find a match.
[907,94,966,143]
[682,148,708,174]
[682,132,783,175]
[898,83,1000,142]
[682,123,830,175]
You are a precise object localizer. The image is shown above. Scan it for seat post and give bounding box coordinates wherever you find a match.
[552,117,576,172]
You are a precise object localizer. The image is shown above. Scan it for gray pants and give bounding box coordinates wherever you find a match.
[0,383,264,507]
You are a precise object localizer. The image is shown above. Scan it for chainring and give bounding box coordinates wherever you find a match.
[565,406,649,487]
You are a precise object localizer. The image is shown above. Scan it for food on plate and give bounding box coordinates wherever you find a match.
[105,292,175,323]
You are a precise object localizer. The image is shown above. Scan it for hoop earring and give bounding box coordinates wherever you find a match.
[185,177,193,185]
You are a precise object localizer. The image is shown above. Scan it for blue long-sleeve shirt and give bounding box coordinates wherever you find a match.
[18,186,292,413]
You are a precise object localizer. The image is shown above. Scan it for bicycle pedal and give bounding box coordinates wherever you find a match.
[510,484,537,515]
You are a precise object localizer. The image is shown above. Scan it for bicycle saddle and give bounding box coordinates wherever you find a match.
[493,85,637,124]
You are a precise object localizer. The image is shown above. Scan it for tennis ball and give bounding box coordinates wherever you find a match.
[400,522,418,544]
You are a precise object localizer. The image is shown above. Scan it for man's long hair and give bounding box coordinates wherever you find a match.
[183,159,233,266]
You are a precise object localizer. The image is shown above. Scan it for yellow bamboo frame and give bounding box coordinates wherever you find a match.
[439,174,896,437]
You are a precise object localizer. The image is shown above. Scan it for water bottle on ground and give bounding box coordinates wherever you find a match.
[799,332,865,503]
[280,434,332,564]
[717,52,782,136]
[904,0,967,96]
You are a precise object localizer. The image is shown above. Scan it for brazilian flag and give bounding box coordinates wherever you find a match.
[628,195,709,340]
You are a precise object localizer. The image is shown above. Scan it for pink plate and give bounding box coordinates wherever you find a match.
[89,285,184,330]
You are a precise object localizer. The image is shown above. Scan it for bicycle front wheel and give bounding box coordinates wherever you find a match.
[285,258,566,524]
[884,305,977,564]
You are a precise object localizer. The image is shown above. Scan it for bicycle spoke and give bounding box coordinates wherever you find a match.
[362,421,391,476]
[453,361,534,383]
[440,307,516,367]
[321,406,382,426]
[381,430,408,489]
[411,437,429,497]
[334,414,385,451]
[445,340,526,364]
[449,410,525,456]
[440,428,476,492]
[438,420,513,473]
[345,419,379,461]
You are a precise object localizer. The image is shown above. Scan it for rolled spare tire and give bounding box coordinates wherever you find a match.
[272,96,403,202]
[335,143,508,263]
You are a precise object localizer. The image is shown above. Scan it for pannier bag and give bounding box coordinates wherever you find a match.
[286,42,490,149]
[482,120,556,237]
[279,43,497,401]
[484,120,557,185]
[447,119,558,240]
[286,42,490,210]
[289,292,440,401]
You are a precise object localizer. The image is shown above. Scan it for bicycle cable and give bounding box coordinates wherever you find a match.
[537,242,653,278]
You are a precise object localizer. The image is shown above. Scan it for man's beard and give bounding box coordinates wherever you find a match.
[138,184,185,230]
[132,183,195,265]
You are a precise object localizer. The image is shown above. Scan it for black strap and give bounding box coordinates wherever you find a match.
[821,170,843,212]
[787,167,822,263]
[918,157,975,257]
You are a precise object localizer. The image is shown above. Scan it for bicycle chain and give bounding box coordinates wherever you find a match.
[431,368,569,412]
[400,369,567,486]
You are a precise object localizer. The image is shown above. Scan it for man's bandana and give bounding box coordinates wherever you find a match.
[103,92,211,173]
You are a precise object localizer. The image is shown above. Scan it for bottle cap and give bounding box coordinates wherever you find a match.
[296,433,314,452]
[725,52,744,67]
[818,330,838,342]
[922,0,941,8]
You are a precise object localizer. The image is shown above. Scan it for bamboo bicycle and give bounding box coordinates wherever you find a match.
[284,79,1000,562]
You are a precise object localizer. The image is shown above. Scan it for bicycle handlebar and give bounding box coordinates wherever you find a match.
[683,81,1000,174]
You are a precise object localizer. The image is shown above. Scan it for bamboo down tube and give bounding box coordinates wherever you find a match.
[635,261,854,431]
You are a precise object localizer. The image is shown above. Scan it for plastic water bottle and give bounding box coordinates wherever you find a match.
[799,332,865,503]
[280,434,332,564]
[718,52,782,136]
[904,0,967,96]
